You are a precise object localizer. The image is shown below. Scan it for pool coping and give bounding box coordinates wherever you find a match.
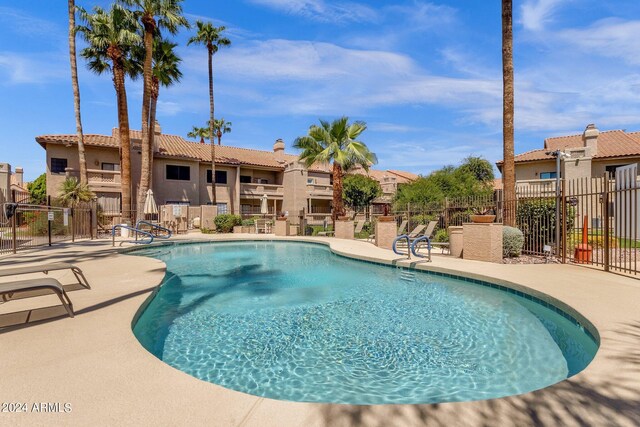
[1,234,639,426]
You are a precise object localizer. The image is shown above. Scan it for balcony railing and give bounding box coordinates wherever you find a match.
[88,169,121,185]
[307,183,333,196]
[240,183,284,197]
[309,206,332,214]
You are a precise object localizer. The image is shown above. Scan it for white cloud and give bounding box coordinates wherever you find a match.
[521,0,566,31]
[0,52,68,84]
[558,18,640,65]
[246,0,378,23]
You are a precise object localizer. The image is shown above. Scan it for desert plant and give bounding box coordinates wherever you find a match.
[516,199,575,252]
[503,226,524,257]
[214,214,241,233]
[433,228,449,243]
[241,218,255,227]
[58,177,95,207]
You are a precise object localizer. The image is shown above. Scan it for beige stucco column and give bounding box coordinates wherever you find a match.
[335,219,354,239]
[375,219,397,249]
[462,223,503,263]
[234,166,241,214]
[274,219,289,236]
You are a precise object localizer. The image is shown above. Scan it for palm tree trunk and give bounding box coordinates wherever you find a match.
[138,15,154,221]
[502,0,516,227]
[148,78,159,195]
[113,62,132,224]
[208,48,217,205]
[68,0,87,185]
[332,162,345,223]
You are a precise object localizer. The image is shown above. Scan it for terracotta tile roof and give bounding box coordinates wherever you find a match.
[496,129,640,165]
[36,130,410,178]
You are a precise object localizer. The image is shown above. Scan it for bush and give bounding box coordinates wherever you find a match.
[433,228,449,242]
[516,199,575,252]
[503,226,524,258]
[241,219,255,227]
[214,214,242,233]
[570,232,618,249]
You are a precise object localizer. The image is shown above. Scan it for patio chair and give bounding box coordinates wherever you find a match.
[255,219,271,234]
[0,278,74,318]
[0,262,91,289]
[354,220,366,235]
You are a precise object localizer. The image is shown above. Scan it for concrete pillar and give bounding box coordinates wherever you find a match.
[274,219,289,236]
[375,219,397,249]
[0,163,10,204]
[335,219,354,239]
[448,226,463,258]
[463,223,503,263]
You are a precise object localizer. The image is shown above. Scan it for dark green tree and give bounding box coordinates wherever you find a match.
[459,156,495,183]
[27,173,47,205]
[343,174,382,210]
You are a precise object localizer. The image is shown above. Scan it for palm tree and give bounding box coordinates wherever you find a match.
[213,118,232,145]
[58,177,95,207]
[68,0,88,185]
[147,38,182,197]
[188,21,231,205]
[187,126,210,143]
[294,117,377,222]
[502,0,515,226]
[119,0,188,218]
[77,4,142,223]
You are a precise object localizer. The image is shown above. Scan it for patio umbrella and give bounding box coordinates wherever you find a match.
[143,189,158,219]
[260,194,268,216]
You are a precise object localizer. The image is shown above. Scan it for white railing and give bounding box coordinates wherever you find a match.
[240,183,284,196]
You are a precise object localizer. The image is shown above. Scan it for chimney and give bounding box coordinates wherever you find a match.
[154,120,162,135]
[14,167,23,187]
[582,123,599,156]
[273,138,285,161]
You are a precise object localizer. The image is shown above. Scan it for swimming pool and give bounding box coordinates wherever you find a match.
[132,241,598,404]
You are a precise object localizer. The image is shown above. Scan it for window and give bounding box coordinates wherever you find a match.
[540,172,557,179]
[51,158,67,174]
[240,175,252,183]
[207,170,228,184]
[101,163,119,171]
[217,203,228,214]
[166,165,190,180]
[307,178,315,184]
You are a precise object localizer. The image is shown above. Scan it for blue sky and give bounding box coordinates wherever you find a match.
[1,0,640,181]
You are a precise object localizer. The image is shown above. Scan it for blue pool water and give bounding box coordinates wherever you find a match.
[132,241,598,404]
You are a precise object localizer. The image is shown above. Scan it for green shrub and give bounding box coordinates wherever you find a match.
[433,228,449,242]
[503,226,524,257]
[22,211,67,236]
[214,214,242,233]
[241,219,255,227]
[200,227,215,234]
[410,214,437,225]
[516,199,575,252]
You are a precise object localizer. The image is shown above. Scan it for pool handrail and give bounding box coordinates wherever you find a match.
[112,225,154,247]
[135,220,173,239]
[410,236,432,261]
[392,234,411,259]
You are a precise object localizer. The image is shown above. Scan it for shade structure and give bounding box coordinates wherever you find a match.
[143,189,158,215]
[260,194,268,215]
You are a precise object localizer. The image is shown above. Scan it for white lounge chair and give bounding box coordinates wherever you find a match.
[0,262,90,289]
[0,278,74,318]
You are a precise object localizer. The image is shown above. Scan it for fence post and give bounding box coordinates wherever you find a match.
[603,173,610,272]
[47,195,52,247]
[71,207,75,243]
[561,178,567,264]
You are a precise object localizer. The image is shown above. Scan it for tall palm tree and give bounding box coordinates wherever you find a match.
[502,0,515,226]
[147,39,182,191]
[77,4,142,223]
[294,117,377,222]
[213,118,232,145]
[120,0,188,217]
[68,0,88,185]
[187,126,210,143]
[188,21,230,205]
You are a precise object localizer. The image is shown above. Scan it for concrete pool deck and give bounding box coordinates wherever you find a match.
[0,233,639,427]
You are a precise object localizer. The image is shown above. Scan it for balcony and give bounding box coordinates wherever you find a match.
[87,169,121,191]
[240,183,284,198]
[306,183,333,199]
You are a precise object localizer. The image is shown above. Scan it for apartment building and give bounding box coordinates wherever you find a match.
[0,163,27,204]
[497,124,640,194]
[36,124,417,219]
